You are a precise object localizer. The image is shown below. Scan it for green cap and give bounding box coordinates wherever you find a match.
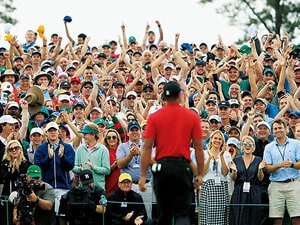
[106,121,114,129]
[27,165,42,178]
[239,45,252,55]
[79,124,99,134]
[94,118,106,126]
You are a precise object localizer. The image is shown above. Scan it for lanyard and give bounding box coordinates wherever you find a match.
[276,144,287,161]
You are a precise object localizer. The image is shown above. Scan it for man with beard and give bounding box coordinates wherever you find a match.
[12,56,24,75]
[125,91,138,112]
[100,74,113,95]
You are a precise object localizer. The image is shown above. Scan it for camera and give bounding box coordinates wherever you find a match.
[15,174,45,225]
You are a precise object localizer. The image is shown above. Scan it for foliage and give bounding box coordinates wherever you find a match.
[0,0,17,25]
[199,0,300,43]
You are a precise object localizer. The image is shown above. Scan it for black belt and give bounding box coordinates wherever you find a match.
[275,179,296,183]
[157,157,189,163]
[132,180,150,184]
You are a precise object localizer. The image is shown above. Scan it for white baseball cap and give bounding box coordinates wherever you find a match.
[58,94,70,102]
[30,127,44,136]
[0,115,18,124]
[7,101,19,109]
[126,91,137,99]
[45,122,59,131]
[1,82,13,93]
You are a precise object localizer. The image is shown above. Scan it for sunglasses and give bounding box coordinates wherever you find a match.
[230,105,239,108]
[106,135,117,140]
[213,160,218,171]
[83,86,93,89]
[243,142,254,147]
[9,146,20,152]
[210,120,219,124]
[127,97,136,100]
[144,89,153,93]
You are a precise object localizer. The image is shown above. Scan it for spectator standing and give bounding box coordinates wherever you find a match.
[73,124,110,190]
[199,130,232,225]
[264,119,300,225]
[34,121,75,215]
[229,136,267,225]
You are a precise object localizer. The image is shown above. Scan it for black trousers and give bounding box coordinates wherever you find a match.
[153,157,194,225]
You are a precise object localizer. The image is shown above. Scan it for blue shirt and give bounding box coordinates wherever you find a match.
[116,140,151,181]
[263,137,300,181]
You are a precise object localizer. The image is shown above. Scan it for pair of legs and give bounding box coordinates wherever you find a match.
[273,217,300,225]
[269,181,300,225]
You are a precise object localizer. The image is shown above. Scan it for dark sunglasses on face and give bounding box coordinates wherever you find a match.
[144,89,153,93]
[9,146,20,152]
[83,86,93,89]
[230,105,239,108]
[243,142,254,147]
[127,97,136,100]
[106,135,117,140]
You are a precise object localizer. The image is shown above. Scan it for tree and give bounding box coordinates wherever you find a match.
[0,0,17,25]
[199,0,300,43]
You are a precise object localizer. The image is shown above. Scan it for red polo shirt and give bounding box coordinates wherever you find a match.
[144,102,202,161]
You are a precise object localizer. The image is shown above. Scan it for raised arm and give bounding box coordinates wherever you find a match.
[64,21,75,45]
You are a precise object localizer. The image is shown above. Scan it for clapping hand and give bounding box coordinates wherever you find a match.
[258,160,266,170]
[48,144,54,159]
[58,144,64,158]
[134,215,144,225]
[124,211,134,222]
[228,162,237,172]
[85,159,94,170]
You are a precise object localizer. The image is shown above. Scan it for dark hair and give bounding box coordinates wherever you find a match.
[272,118,287,129]
[86,65,94,70]
[78,33,87,40]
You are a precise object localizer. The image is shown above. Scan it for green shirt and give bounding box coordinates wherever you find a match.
[73,143,110,190]
[220,79,250,100]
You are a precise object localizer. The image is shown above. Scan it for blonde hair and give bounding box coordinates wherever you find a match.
[2,140,26,169]
[208,130,225,152]
[241,135,255,152]
[103,129,122,148]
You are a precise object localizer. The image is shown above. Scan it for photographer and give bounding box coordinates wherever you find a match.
[13,165,56,225]
[60,169,106,225]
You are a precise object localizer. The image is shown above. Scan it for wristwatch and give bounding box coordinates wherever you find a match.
[291,163,294,168]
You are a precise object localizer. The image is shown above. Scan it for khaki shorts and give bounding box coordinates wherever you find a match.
[268,180,300,218]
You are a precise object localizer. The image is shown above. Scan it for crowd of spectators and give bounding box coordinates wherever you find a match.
[0,18,300,225]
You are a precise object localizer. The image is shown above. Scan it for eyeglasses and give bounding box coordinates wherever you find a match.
[106,135,117,140]
[8,146,20,152]
[120,180,132,185]
[144,89,153,93]
[210,120,219,124]
[83,86,93,89]
[127,97,136,100]
[230,105,239,108]
[243,142,254,147]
